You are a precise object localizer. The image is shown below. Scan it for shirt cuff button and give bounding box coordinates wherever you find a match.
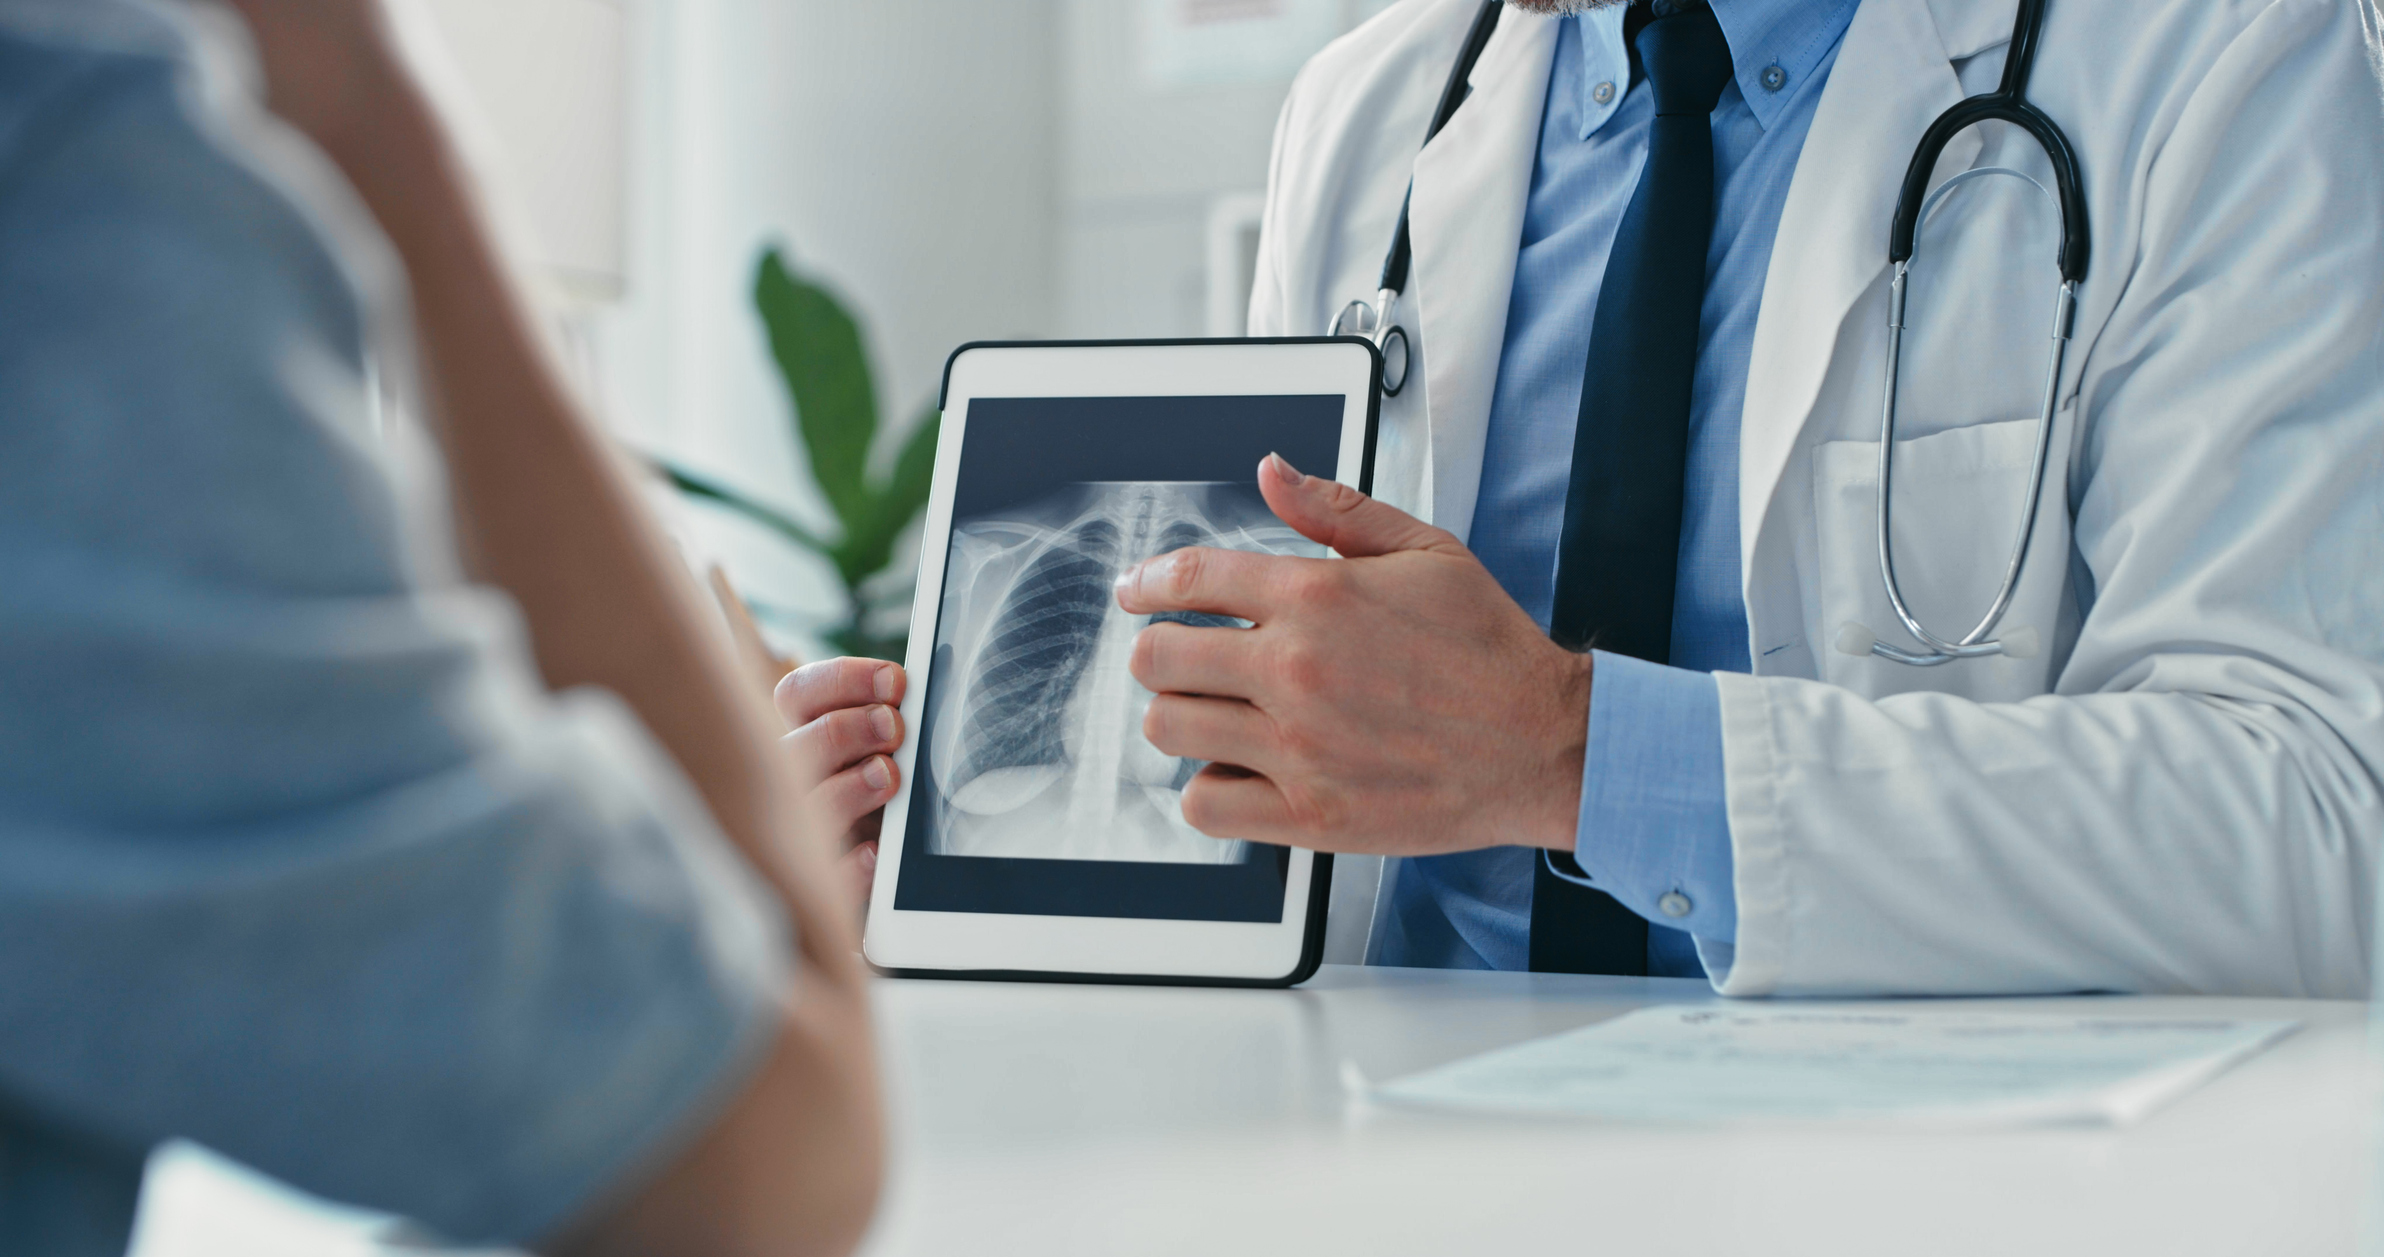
[1658,891,1693,919]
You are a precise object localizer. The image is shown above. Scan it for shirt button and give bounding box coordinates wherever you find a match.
[1760,63,1788,93]
[1592,80,1616,105]
[1658,892,1694,919]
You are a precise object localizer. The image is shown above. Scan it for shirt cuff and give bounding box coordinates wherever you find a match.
[1551,651,1738,942]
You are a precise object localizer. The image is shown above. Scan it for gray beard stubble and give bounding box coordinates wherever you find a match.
[1501,0,1629,14]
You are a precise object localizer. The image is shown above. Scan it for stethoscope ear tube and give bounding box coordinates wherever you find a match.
[1886,0,2088,282]
[1870,255,2078,666]
[1864,0,2086,668]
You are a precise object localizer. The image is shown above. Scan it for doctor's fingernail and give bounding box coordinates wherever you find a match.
[1268,452,1307,485]
[862,756,893,791]
[872,664,898,702]
[870,704,898,742]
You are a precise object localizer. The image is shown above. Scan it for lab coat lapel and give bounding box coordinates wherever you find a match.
[1737,0,1982,575]
[1407,10,1558,544]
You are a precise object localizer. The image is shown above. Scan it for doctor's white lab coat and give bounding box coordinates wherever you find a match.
[1250,0,2384,996]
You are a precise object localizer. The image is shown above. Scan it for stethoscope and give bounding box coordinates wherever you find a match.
[1327,0,1506,396]
[1853,0,2086,666]
[1337,0,2087,668]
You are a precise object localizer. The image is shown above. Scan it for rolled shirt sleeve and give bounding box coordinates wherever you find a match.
[0,15,791,1253]
[1552,652,1740,950]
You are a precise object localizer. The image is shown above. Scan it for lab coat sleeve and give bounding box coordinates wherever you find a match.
[1717,0,2384,998]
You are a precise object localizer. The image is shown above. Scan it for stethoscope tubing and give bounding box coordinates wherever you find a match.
[1862,0,2086,667]
[1337,0,2088,668]
[1888,0,2088,283]
[1331,0,1504,396]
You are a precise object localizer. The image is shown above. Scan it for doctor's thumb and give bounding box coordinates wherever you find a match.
[1259,453,1462,559]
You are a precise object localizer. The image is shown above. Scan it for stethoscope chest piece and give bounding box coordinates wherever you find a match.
[1329,0,1504,401]
[1378,325,1410,396]
[1331,288,1412,396]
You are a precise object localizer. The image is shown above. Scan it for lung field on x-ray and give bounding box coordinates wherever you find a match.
[924,481,1320,862]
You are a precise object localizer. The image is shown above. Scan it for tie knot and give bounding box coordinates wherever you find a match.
[1635,3,1734,117]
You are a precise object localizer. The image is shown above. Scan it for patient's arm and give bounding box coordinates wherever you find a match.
[215,2,880,1252]
[217,0,807,910]
[544,995,882,1257]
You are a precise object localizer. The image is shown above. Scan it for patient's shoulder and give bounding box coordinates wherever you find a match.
[0,10,428,596]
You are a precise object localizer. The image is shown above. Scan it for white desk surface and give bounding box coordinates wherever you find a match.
[859,964,2378,1257]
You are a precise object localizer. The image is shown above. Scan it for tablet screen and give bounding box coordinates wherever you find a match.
[892,394,1340,922]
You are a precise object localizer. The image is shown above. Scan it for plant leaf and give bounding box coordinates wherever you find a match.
[753,249,878,537]
[657,461,834,555]
[884,404,941,519]
[833,407,940,588]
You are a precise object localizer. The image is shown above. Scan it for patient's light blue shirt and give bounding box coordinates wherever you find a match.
[1376,0,1861,978]
[0,7,791,1254]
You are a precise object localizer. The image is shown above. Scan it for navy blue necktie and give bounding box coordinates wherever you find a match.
[1529,1,1735,976]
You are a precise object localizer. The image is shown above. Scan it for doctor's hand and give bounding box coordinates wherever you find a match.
[775,659,908,905]
[1118,455,1591,857]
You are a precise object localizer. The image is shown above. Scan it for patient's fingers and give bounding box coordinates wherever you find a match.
[813,757,899,846]
[776,657,902,729]
[1130,620,1264,699]
[783,704,904,788]
[841,839,880,905]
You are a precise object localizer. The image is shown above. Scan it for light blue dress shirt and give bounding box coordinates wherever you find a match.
[1376,0,1861,977]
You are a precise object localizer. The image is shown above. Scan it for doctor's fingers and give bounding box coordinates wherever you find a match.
[1129,619,1270,699]
[1143,692,1283,773]
[1176,764,1301,847]
[1257,453,1465,560]
[774,657,904,730]
[1114,545,1327,621]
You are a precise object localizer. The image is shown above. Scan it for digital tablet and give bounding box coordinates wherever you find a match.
[864,338,1381,986]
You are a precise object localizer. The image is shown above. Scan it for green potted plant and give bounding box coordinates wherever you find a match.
[663,248,939,661]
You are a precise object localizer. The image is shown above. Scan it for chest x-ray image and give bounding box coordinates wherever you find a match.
[921,480,1323,863]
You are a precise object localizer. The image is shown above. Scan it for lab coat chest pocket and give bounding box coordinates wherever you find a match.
[1811,418,2070,702]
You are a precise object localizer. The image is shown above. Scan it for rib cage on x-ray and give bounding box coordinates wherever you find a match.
[926,481,1322,862]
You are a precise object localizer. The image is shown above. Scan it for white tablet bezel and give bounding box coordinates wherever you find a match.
[863,338,1379,983]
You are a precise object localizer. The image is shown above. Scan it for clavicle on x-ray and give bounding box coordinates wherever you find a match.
[923,481,1323,863]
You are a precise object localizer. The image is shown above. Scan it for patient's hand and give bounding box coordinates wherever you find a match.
[1116,454,1592,857]
[776,659,908,905]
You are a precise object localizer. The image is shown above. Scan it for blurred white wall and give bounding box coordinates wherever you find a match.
[426,0,1402,657]
[1056,0,1300,339]
[587,0,1063,653]
[417,0,629,303]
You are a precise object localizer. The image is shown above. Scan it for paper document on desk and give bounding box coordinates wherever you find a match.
[1377,1006,2298,1126]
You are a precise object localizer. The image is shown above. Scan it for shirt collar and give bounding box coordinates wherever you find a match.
[1569,0,1862,138]
[1708,0,1862,131]
[1571,7,1633,141]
